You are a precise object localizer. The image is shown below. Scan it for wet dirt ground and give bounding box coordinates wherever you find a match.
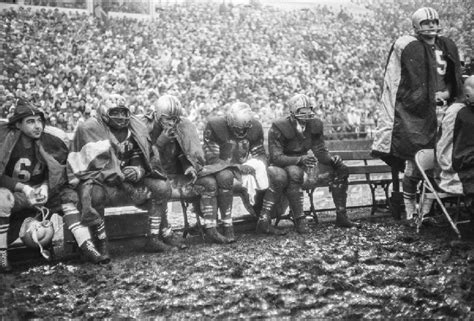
[2,212,474,319]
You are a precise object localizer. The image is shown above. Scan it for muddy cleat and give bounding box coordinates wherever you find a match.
[222,225,236,243]
[205,227,232,244]
[0,250,12,273]
[80,240,110,264]
[162,232,188,250]
[295,217,310,234]
[144,235,176,253]
[256,219,287,236]
[94,238,111,260]
[335,210,360,228]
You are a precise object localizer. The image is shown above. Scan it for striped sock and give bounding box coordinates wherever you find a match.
[403,192,417,219]
[149,216,161,235]
[62,203,91,247]
[0,219,9,252]
[95,221,107,240]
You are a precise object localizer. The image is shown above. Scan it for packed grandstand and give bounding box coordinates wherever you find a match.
[0,0,473,139]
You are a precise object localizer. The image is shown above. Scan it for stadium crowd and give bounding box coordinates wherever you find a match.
[0,0,472,138]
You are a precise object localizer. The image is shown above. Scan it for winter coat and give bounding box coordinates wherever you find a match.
[0,120,70,195]
[372,34,463,167]
[139,114,232,177]
[67,115,164,187]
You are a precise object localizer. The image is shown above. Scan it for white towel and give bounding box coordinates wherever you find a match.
[241,159,269,205]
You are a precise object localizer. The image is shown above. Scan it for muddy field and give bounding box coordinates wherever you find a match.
[2,213,474,319]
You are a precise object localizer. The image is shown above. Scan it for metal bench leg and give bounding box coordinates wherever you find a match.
[368,183,377,215]
[307,188,318,224]
[181,200,190,239]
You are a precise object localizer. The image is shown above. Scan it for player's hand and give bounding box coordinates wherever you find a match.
[122,166,145,183]
[22,185,38,206]
[34,184,48,205]
[331,155,344,168]
[239,164,256,176]
[162,127,177,140]
[184,167,198,185]
[299,155,317,167]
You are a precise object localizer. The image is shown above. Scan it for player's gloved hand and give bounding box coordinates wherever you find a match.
[22,185,38,206]
[122,166,145,183]
[239,164,256,176]
[299,155,317,167]
[184,166,198,185]
[34,183,48,205]
[331,155,344,168]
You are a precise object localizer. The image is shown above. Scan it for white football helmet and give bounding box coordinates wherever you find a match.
[154,94,184,129]
[226,102,254,139]
[412,7,441,37]
[287,94,315,121]
[97,94,130,129]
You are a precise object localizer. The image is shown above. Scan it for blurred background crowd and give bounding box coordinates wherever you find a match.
[0,0,473,139]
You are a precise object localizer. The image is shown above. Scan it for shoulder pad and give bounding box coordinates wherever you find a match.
[307,118,324,135]
[272,117,295,139]
[206,116,229,142]
[43,125,70,147]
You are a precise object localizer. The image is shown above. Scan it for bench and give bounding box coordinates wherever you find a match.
[12,139,399,265]
[276,139,400,225]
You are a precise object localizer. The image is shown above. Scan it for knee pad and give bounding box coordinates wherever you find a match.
[145,178,172,199]
[89,185,107,209]
[0,188,14,218]
[285,165,304,185]
[195,176,218,197]
[334,163,349,180]
[216,169,235,190]
[59,188,79,206]
[267,166,288,192]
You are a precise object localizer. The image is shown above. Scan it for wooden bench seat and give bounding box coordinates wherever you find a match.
[300,139,399,223]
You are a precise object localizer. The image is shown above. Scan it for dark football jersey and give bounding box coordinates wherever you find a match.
[434,43,449,93]
[4,140,46,186]
[115,131,143,168]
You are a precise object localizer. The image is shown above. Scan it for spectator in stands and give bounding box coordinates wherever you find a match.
[371,7,463,221]
[1,1,472,139]
[267,94,359,234]
[437,76,474,209]
[0,99,108,273]
[203,102,287,236]
[142,94,234,244]
[67,94,179,259]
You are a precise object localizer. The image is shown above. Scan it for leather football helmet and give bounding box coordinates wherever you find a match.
[19,216,54,249]
[412,7,441,37]
[226,102,253,139]
[98,94,130,129]
[287,94,315,122]
[154,94,184,129]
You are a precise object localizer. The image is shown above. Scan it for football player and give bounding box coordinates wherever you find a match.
[372,7,463,220]
[203,102,287,236]
[143,95,235,244]
[68,94,180,258]
[267,94,359,234]
[0,99,108,273]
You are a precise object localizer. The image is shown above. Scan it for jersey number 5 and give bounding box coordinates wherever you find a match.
[435,50,447,76]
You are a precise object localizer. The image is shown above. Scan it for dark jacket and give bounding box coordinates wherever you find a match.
[268,116,332,167]
[372,34,463,165]
[0,120,70,195]
[140,114,232,177]
[203,116,266,165]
